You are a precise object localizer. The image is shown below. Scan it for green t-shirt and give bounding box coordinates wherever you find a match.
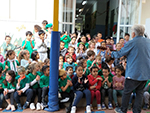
[77,42,89,49]
[4,60,20,72]
[22,40,35,56]
[59,75,71,93]
[87,60,98,68]
[28,73,40,89]
[0,76,5,92]
[83,68,90,76]
[101,75,113,89]
[15,76,30,90]
[98,69,114,77]
[2,81,16,90]
[0,62,4,71]
[40,75,49,88]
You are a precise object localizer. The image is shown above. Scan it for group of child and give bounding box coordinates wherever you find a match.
[0,20,149,113]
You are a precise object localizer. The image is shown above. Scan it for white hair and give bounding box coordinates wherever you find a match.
[132,25,145,36]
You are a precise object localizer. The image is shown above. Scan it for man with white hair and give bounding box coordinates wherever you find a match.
[108,25,150,113]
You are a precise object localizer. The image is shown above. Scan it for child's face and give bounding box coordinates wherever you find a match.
[86,34,91,40]
[101,42,106,47]
[115,69,122,76]
[59,56,63,62]
[110,39,114,45]
[68,48,74,54]
[59,62,63,69]
[83,61,87,68]
[67,68,73,75]
[102,69,109,77]
[39,33,45,40]
[5,37,11,44]
[119,39,124,44]
[124,35,129,41]
[81,36,86,43]
[97,33,102,39]
[6,73,12,82]
[18,72,25,78]
[90,55,95,61]
[46,61,50,66]
[67,57,73,64]
[42,23,46,28]
[96,58,101,64]
[76,66,83,77]
[24,51,30,60]
[36,53,40,59]
[60,42,65,50]
[91,68,98,77]
[34,28,38,33]
[106,39,111,44]
[90,43,95,49]
[26,35,32,41]
[44,67,50,76]
[116,44,122,51]
[61,73,67,80]
[71,38,76,44]
[47,27,53,33]
[9,52,16,60]
[79,44,84,50]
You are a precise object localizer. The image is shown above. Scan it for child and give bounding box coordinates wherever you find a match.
[59,69,74,113]
[31,51,40,63]
[59,61,64,70]
[105,36,113,50]
[114,43,122,66]
[0,48,4,63]
[113,65,125,108]
[75,42,87,59]
[71,65,91,113]
[87,50,97,70]
[2,35,15,58]
[3,70,16,111]
[27,63,42,110]
[77,35,89,49]
[87,41,97,55]
[36,30,47,62]
[22,31,35,56]
[92,35,101,49]
[66,66,74,79]
[88,66,102,110]
[0,68,4,110]
[128,91,136,110]
[124,33,130,44]
[42,20,48,32]
[69,36,77,50]
[18,50,32,69]
[44,58,50,66]
[96,56,102,70]
[60,31,71,49]
[4,50,20,74]
[65,46,76,62]
[14,66,33,110]
[119,38,124,47]
[101,65,113,110]
[40,65,49,108]
[110,38,116,50]
[60,41,67,57]
[86,33,91,41]
[97,32,104,43]
[64,55,76,72]
[105,55,115,74]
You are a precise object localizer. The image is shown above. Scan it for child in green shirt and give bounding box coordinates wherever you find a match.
[77,35,89,49]
[60,31,71,49]
[59,69,74,113]
[0,68,4,111]
[22,31,35,56]
[3,70,16,111]
[14,66,33,110]
[87,50,97,70]
[40,65,49,109]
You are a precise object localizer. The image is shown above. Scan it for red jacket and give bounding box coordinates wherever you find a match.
[88,75,102,90]
[65,53,76,62]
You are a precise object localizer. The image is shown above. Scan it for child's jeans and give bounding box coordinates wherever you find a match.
[101,88,113,103]
[42,87,49,99]
[14,89,33,104]
[143,91,150,104]
[72,89,91,106]
[0,92,4,108]
[129,92,136,104]
[31,88,42,103]
[5,92,15,105]
[113,89,123,104]
[90,90,101,104]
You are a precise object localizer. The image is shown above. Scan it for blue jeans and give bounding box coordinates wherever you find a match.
[72,89,91,106]
[113,89,123,104]
[129,92,136,104]
[0,92,4,108]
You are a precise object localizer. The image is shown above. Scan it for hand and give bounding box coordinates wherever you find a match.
[36,75,40,81]
[96,77,102,81]
[148,83,150,86]
[78,78,80,83]
[28,60,31,64]
[5,65,9,69]
[67,80,72,86]
[105,77,108,82]
[17,90,22,95]
[48,86,49,88]
[84,78,88,84]
[3,91,7,96]
[115,83,118,87]
[90,86,95,90]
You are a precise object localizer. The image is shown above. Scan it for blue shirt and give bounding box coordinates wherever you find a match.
[111,36,150,81]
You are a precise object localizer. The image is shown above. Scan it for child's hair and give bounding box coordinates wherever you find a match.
[44,58,50,65]
[87,50,95,57]
[26,63,37,75]
[97,32,102,36]
[34,25,41,32]
[101,41,106,45]
[5,35,11,40]
[6,50,15,60]
[105,55,115,63]
[102,64,110,72]
[26,31,33,36]
[66,66,73,71]
[125,33,130,37]
[90,66,99,72]
[68,46,75,51]
[17,66,26,73]
[18,50,28,64]
[3,70,16,87]
[42,65,49,73]
[115,64,124,72]
[0,67,3,74]
[119,37,124,41]
[78,59,86,67]
[96,55,101,60]
[42,20,48,25]
[60,41,65,44]
[89,41,95,47]
[38,30,45,36]
[31,51,38,61]
[105,36,111,40]
[75,65,83,71]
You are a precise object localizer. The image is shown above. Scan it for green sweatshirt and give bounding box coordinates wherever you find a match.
[0,76,5,92]
[16,76,30,90]
[28,73,40,89]
[60,35,71,48]
[2,81,16,90]
[40,75,49,88]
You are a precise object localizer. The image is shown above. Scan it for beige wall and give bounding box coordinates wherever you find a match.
[141,1,150,24]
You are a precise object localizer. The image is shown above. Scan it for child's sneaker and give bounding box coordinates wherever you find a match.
[128,103,132,110]
[114,107,124,113]
[30,103,35,110]
[143,104,149,110]
[41,102,47,109]
[86,105,91,113]
[97,104,101,110]
[11,105,16,111]
[36,103,41,110]
[101,103,106,110]
[108,102,113,109]
[6,104,11,110]
[71,106,76,113]
[23,101,29,109]
[17,103,22,110]
[90,104,93,110]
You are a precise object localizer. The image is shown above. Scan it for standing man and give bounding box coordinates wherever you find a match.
[108,25,150,113]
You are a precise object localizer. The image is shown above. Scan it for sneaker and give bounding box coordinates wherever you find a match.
[11,105,16,111]
[41,102,48,109]
[90,104,93,110]
[30,103,35,110]
[6,104,11,110]
[143,104,149,110]
[36,103,41,111]
[70,106,76,113]
[97,104,101,110]
[65,107,71,113]
[23,102,29,109]
[101,103,106,110]
[86,105,91,113]
[17,103,22,110]
[128,103,132,110]
[114,107,124,113]
[108,102,113,110]
[60,97,69,103]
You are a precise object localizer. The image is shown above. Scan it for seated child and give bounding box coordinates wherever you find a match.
[75,42,87,59]
[101,65,113,110]
[60,41,67,57]
[113,65,125,108]
[31,51,40,63]
[14,66,33,110]
[71,65,91,113]
[77,35,89,49]
[87,50,97,70]
[3,70,16,111]
[88,66,102,110]
[40,65,49,108]
[66,66,74,79]
[105,36,113,50]
[95,56,102,70]
[0,68,4,110]
[65,46,76,62]
[44,58,50,66]
[59,69,74,113]
[64,55,76,72]
[59,61,64,70]
[60,32,71,49]
[69,36,77,50]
